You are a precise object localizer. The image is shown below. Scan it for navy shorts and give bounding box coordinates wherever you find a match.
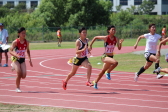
[101,53,113,59]
[73,56,88,66]
[0,47,8,53]
[17,58,25,64]
[144,52,156,62]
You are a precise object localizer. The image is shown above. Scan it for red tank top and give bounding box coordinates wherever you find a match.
[15,39,27,58]
[104,35,117,53]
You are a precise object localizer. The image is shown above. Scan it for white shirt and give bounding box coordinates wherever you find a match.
[0,29,8,45]
[144,33,161,54]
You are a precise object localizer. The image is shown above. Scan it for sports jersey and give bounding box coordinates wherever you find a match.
[144,33,161,54]
[162,28,166,36]
[57,30,61,37]
[104,35,117,54]
[78,38,88,57]
[0,29,8,45]
[15,39,27,58]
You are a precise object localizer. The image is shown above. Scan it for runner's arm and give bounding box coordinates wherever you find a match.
[134,35,145,49]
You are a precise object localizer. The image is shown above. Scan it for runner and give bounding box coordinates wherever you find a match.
[57,28,62,47]
[153,36,168,74]
[134,24,163,82]
[89,25,124,89]
[0,23,9,67]
[62,27,93,90]
[9,27,33,92]
[162,25,166,36]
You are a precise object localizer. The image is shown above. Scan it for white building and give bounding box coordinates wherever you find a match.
[111,0,168,15]
[0,0,40,9]
[0,0,168,15]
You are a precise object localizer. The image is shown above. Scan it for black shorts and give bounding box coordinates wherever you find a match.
[73,56,88,66]
[101,53,113,59]
[144,52,156,62]
[0,47,8,53]
[17,58,25,64]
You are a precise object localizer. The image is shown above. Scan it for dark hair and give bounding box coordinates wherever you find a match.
[78,27,87,33]
[57,27,61,30]
[18,27,26,38]
[163,25,166,28]
[107,25,115,34]
[148,24,155,29]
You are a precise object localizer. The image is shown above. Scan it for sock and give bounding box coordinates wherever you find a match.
[155,63,159,69]
[137,66,146,76]
[155,63,159,75]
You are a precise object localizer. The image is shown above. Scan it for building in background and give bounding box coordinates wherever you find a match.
[110,0,168,15]
[0,0,168,15]
[0,0,40,9]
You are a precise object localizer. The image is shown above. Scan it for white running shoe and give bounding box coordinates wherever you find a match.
[16,88,22,93]
[157,74,163,79]
[134,72,139,82]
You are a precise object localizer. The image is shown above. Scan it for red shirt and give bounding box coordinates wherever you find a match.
[15,39,27,58]
[104,35,117,53]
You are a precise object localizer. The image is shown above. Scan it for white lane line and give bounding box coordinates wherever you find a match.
[0,82,168,99]
[0,88,168,104]
[0,95,168,110]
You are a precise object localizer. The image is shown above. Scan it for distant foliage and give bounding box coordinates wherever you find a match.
[0,0,167,42]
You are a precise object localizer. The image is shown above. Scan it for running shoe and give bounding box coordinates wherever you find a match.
[86,82,93,86]
[3,64,8,67]
[16,88,22,93]
[153,67,161,74]
[62,80,67,90]
[106,73,111,80]
[134,72,139,82]
[92,81,98,89]
[157,74,163,79]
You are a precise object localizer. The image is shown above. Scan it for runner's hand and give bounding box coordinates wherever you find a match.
[29,60,33,67]
[119,39,124,43]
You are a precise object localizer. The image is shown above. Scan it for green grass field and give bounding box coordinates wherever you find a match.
[29,38,146,50]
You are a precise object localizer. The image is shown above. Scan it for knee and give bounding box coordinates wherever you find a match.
[115,61,118,66]
[101,70,106,74]
[22,74,27,79]
[87,63,92,69]
[113,61,118,66]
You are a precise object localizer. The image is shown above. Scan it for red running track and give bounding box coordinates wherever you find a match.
[0,46,168,112]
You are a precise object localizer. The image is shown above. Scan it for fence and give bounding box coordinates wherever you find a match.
[6,24,166,43]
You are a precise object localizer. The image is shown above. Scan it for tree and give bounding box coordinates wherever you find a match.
[140,0,155,15]
[65,0,112,26]
[116,5,122,13]
[126,5,136,14]
[35,0,68,27]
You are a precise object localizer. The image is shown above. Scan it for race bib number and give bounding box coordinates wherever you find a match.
[105,45,114,53]
[17,50,26,58]
[81,49,88,57]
